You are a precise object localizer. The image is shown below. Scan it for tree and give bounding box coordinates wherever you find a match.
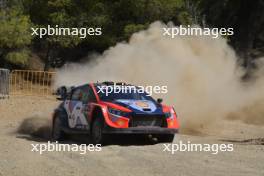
[193,0,264,62]
[0,7,32,67]
[15,0,194,70]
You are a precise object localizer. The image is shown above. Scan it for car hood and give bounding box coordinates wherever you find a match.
[112,99,163,114]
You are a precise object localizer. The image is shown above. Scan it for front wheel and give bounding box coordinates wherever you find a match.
[91,118,106,144]
[52,116,65,141]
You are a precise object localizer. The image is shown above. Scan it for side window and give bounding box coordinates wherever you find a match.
[80,85,97,104]
[80,86,89,103]
[71,89,81,101]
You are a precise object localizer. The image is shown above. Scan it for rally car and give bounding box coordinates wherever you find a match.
[52,82,179,144]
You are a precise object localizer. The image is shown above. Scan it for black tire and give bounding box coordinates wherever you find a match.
[157,134,175,143]
[52,114,65,141]
[91,117,105,144]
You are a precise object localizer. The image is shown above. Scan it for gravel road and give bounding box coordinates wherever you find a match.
[0,97,263,176]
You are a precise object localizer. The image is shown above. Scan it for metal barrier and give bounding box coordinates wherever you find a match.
[0,68,10,99]
[9,70,56,97]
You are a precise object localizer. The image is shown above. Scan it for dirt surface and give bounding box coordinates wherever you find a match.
[0,96,264,176]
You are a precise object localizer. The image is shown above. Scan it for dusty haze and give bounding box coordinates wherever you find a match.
[54,21,264,134]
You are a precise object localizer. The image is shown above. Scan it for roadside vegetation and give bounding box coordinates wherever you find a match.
[0,0,263,70]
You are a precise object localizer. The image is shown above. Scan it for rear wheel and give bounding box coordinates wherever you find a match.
[157,134,175,143]
[91,117,105,144]
[52,115,65,141]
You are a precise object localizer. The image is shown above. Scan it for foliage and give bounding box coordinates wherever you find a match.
[5,49,30,66]
[0,0,262,69]
[0,8,32,66]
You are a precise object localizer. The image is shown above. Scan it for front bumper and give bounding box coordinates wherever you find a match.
[103,126,178,134]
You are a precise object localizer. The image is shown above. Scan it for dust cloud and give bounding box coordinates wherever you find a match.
[54,21,264,134]
[17,116,51,139]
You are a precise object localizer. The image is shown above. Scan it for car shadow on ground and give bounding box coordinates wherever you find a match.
[16,117,160,146]
[16,133,159,146]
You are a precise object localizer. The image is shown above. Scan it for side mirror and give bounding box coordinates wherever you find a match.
[56,86,67,101]
[157,98,163,104]
[56,97,64,101]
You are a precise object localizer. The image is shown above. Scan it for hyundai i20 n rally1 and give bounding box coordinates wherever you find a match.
[52,82,179,144]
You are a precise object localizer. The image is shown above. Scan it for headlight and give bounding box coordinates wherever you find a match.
[108,107,129,117]
[165,108,177,119]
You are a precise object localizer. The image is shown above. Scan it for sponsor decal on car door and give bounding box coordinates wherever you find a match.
[64,100,89,129]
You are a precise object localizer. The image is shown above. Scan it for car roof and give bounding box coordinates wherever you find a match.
[72,82,134,91]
